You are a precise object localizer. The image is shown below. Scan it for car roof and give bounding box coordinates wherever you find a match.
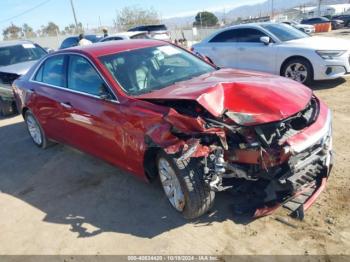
[106,31,148,38]
[0,40,36,48]
[58,39,167,57]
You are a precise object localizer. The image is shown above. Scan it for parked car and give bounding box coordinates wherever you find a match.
[192,23,350,85]
[59,34,103,49]
[0,40,47,116]
[127,24,171,40]
[332,14,350,27]
[282,21,315,34]
[301,17,344,30]
[13,40,333,219]
[99,31,150,42]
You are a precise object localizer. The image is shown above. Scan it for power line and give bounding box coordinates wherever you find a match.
[0,0,52,25]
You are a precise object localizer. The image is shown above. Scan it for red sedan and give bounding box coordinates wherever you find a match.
[13,40,333,219]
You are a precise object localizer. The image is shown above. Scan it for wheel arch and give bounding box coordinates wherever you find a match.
[22,106,29,118]
[143,146,162,182]
[280,55,314,79]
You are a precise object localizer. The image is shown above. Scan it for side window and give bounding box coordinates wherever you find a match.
[67,55,107,96]
[34,64,44,82]
[210,29,238,42]
[35,55,65,87]
[235,28,267,43]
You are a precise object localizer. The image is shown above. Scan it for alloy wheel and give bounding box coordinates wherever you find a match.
[285,63,308,83]
[26,115,42,145]
[158,157,185,212]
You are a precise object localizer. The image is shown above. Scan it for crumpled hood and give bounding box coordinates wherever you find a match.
[137,69,313,125]
[0,60,37,76]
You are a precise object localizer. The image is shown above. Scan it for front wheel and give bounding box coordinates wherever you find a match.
[282,58,313,85]
[157,151,215,219]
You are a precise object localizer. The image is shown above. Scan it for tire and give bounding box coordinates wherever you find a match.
[281,58,313,85]
[24,110,52,149]
[157,151,215,219]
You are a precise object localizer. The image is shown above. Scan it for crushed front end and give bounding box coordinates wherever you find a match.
[158,95,333,219]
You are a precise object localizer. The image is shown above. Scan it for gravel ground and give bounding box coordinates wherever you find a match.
[0,32,349,256]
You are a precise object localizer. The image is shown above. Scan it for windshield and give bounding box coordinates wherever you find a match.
[0,43,47,67]
[262,23,309,42]
[99,45,215,96]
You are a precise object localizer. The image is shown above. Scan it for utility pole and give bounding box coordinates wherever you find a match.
[69,0,79,32]
[317,0,322,16]
[271,0,274,20]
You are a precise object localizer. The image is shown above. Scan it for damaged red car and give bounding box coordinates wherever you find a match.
[13,40,333,219]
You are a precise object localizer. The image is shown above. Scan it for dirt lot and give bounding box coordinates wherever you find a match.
[1,32,350,256]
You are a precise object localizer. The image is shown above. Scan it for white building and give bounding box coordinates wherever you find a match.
[295,4,350,17]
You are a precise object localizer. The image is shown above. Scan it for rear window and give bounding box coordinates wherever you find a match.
[86,35,103,43]
[60,35,102,49]
[131,33,150,39]
[60,37,78,49]
[128,25,167,32]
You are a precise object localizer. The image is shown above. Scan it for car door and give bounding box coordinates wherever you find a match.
[197,29,240,68]
[61,54,128,167]
[234,28,277,74]
[29,54,69,142]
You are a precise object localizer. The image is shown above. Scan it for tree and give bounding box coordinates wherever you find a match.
[117,6,160,31]
[22,23,36,38]
[193,11,218,27]
[2,23,22,40]
[42,22,60,36]
[64,22,83,35]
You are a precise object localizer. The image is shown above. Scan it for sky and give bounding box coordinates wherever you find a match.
[0,0,265,32]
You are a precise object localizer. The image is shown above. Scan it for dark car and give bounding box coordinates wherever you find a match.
[59,35,103,49]
[127,24,170,40]
[332,15,350,27]
[13,40,333,219]
[0,40,47,116]
[301,17,344,30]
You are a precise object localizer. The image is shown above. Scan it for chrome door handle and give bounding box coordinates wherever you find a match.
[27,88,35,94]
[60,102,72,109]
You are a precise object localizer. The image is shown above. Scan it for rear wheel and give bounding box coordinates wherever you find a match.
[157,151,215,219]
[24,110,52,148]
[282,58,313,85]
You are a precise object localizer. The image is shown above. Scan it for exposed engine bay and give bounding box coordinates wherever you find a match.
[0,72,19,116]
[145,95,333,218]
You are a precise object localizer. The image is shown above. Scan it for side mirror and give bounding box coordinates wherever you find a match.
[260,36,271,45]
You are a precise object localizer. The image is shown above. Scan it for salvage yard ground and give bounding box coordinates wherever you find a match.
[0,30,350,255]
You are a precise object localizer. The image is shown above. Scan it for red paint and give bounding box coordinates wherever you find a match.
[13,41,330,216]
[286,100,329,148]
[303,178,327,211]
[254,178,328,218]
[138,68,312,125]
